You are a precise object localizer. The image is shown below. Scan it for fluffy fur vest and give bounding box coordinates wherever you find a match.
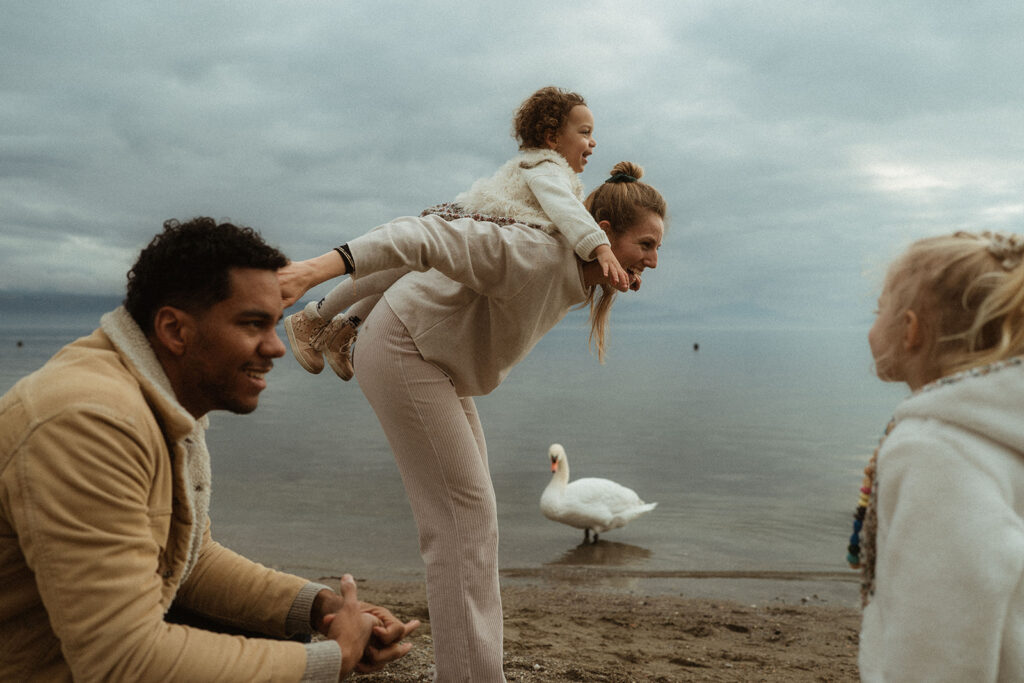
[454,148,584,230]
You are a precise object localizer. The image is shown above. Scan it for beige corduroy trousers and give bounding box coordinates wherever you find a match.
[354,300,505,683]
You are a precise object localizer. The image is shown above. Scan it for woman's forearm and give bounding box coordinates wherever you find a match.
[306,250,350,283]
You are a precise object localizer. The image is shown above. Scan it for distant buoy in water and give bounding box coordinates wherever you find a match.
[693,343,699,351]
[16,340,23,348]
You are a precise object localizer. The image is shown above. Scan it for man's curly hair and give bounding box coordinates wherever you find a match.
[512,86,587,150]
[124,217,287,332]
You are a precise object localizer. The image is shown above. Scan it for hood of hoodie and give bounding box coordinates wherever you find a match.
[893,357,1024,455]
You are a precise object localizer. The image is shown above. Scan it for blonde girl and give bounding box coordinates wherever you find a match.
[284,86,629,380]
[852,231,1024,681]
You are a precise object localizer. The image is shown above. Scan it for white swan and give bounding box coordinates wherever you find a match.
[540,443,657,543]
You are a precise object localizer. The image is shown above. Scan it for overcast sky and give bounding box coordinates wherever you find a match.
[3,1,1023,329]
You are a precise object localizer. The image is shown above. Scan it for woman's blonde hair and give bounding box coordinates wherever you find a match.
[878,230,1024,381]
[582,161,668,362]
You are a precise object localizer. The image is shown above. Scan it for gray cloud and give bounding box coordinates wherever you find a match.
[3,1,1023,328]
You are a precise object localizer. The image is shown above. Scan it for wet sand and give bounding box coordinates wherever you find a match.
[329,568,863,682]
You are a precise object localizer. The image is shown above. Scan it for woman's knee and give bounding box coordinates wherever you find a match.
[418,523,498,569]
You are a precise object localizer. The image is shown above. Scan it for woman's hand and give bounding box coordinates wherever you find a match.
[277,251,350,308]
[277,260,316,308]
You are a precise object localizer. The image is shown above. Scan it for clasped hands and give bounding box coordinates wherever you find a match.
[312,574,420,679]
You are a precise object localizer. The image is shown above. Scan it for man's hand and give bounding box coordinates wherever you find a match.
[312,576,420,678]
[354,603,420,674]
[317,576,374,679]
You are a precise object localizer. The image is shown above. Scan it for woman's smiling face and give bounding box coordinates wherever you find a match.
[606,210,664,291]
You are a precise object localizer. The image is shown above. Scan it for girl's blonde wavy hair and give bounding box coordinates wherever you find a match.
[876,230,1024,381]
[582,161,668,362]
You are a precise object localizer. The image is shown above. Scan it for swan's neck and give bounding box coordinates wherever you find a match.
[555,459,569,485]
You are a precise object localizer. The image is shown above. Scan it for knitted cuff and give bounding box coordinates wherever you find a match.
[286,582,333,635]
[300,641,342,683]
[576,231,612,262]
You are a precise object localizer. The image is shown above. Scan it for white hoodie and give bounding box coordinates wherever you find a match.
[859,357,1024,682]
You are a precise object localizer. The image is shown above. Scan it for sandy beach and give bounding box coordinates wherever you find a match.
[327,568,863,682]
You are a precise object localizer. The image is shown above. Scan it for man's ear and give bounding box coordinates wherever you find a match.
[903,310,922,351]
[152,306,194,356]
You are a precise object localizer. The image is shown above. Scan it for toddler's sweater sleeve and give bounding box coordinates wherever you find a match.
[522,166,610,261]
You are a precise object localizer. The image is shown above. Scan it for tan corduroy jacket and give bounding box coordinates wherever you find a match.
[0,308,337,682]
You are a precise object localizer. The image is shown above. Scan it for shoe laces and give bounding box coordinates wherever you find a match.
[307,320,335,350]
[317,318,357,352]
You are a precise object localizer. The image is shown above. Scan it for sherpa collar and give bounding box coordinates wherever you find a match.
[100,306,209,438]
[100,306,211,584]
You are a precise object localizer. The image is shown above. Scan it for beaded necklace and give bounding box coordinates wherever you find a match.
[846,355,1024,607]
[846,420,893,606]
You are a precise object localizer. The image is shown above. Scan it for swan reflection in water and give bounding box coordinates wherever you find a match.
[546,540,652,568]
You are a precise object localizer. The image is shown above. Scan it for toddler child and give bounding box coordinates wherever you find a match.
[284,86,629,379]
[850,230,1024,680]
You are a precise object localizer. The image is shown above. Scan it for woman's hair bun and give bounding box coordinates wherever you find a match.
[610,161,643,180]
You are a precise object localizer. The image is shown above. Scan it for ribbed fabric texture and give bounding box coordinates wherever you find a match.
[300,641,342,683]
[291,582,343,682]
[286,582,332,635]
[355,301,506,682]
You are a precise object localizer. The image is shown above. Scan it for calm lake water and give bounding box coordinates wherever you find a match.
[1,303,906,604]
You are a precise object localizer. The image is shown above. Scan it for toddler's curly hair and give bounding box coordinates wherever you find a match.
[513,86,587,150]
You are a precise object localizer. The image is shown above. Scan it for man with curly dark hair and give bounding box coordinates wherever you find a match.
[124,217,290,331]
[0,217,418,681]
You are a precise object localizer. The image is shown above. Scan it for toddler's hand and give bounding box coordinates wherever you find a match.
[595,245,629,292]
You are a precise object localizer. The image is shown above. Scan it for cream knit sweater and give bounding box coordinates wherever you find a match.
[348,213,589,397]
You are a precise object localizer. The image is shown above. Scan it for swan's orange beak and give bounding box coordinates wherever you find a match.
[550,461,557,472]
